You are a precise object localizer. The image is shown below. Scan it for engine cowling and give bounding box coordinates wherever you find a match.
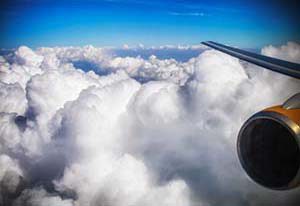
[237,94,300,190]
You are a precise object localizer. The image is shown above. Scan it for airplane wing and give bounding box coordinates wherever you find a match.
[202,41,300,79]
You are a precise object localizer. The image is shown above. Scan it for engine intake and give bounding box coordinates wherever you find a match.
[237,101,300,190]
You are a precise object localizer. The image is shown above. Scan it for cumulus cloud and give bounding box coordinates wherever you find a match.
[0,42,300,206]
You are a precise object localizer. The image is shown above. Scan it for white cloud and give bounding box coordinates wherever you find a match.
[262,41,300,63]
[0,154,23,204]
[169,12,205,17]
[14,46,44,68]
[130,81,183,125]
[0,82,27,114]
[0,113,23,152]
[13,187,74,206]
[0,42,299,206]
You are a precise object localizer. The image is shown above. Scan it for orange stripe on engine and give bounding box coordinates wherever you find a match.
[264,106,300,126]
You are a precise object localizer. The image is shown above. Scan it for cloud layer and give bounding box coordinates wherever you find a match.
[0,42,300,206]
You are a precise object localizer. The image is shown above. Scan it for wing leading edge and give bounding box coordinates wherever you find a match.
[202,41,300,79]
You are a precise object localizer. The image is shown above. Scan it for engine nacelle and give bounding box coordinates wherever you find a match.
[237,93,300,190]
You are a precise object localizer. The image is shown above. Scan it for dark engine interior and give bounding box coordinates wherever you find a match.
[238,118,300,189]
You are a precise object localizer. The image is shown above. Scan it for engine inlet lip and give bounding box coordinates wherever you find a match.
[237,111,300,190]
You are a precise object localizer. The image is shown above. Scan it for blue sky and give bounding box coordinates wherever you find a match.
[1,0,299,48]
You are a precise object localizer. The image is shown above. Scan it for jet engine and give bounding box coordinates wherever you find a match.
[237,93,300,190]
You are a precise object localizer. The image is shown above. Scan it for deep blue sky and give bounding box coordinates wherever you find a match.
[1,0,299,48]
